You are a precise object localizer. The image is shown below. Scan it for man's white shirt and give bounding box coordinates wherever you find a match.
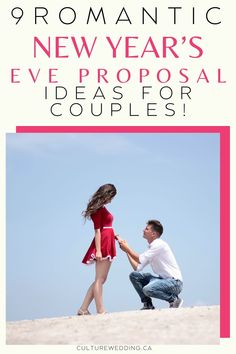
[137,238,183,281]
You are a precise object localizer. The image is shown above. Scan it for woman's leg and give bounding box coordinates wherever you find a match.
[78,260,111,314]
[94,259,111,313]
[79,281,95,313]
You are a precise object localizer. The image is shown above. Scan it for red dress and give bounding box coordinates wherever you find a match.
[82,207,116,264]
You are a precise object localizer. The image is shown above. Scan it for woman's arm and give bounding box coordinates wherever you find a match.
[94,229,102,261]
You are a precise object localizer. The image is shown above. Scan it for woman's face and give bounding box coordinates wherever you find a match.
[106,196,114,204]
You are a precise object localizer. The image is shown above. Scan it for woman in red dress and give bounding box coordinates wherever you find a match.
[78,183,121,315]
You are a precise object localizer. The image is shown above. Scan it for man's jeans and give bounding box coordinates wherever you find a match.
[129,271,183,304]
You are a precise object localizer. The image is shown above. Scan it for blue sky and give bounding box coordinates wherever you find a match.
[6,132,220,320]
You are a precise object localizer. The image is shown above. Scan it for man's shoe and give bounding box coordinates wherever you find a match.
[169,298,183,308]
[140,301,155,310]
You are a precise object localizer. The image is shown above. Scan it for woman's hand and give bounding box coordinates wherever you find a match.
[115,234,123,243]
[96,250,102,261]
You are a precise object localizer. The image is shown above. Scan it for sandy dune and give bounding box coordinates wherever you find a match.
[6,305,219,345]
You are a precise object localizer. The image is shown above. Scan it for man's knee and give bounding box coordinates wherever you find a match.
[143,283,159,298]
[143,285,152,297]
[129,271,140,281]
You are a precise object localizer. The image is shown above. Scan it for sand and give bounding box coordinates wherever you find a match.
[6,305,219,345]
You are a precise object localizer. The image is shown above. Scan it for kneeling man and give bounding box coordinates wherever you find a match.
[119,220,183,310]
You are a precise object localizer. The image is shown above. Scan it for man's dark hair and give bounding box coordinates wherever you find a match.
[147,220,163,237]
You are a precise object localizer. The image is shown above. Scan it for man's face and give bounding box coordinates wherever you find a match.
[143,224,155,242]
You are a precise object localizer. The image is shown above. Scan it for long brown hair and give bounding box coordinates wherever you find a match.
[82,184,117,220]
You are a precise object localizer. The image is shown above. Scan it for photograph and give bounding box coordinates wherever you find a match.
[6,131,220,344]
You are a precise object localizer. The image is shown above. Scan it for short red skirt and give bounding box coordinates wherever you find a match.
[82,228,116,264]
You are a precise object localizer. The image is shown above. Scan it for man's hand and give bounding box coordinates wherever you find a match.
[118,239,140,270]
[119,240,129,252]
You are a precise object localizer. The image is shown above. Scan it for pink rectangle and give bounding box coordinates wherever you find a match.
[16,125,230,338]
[17,125,225,133]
